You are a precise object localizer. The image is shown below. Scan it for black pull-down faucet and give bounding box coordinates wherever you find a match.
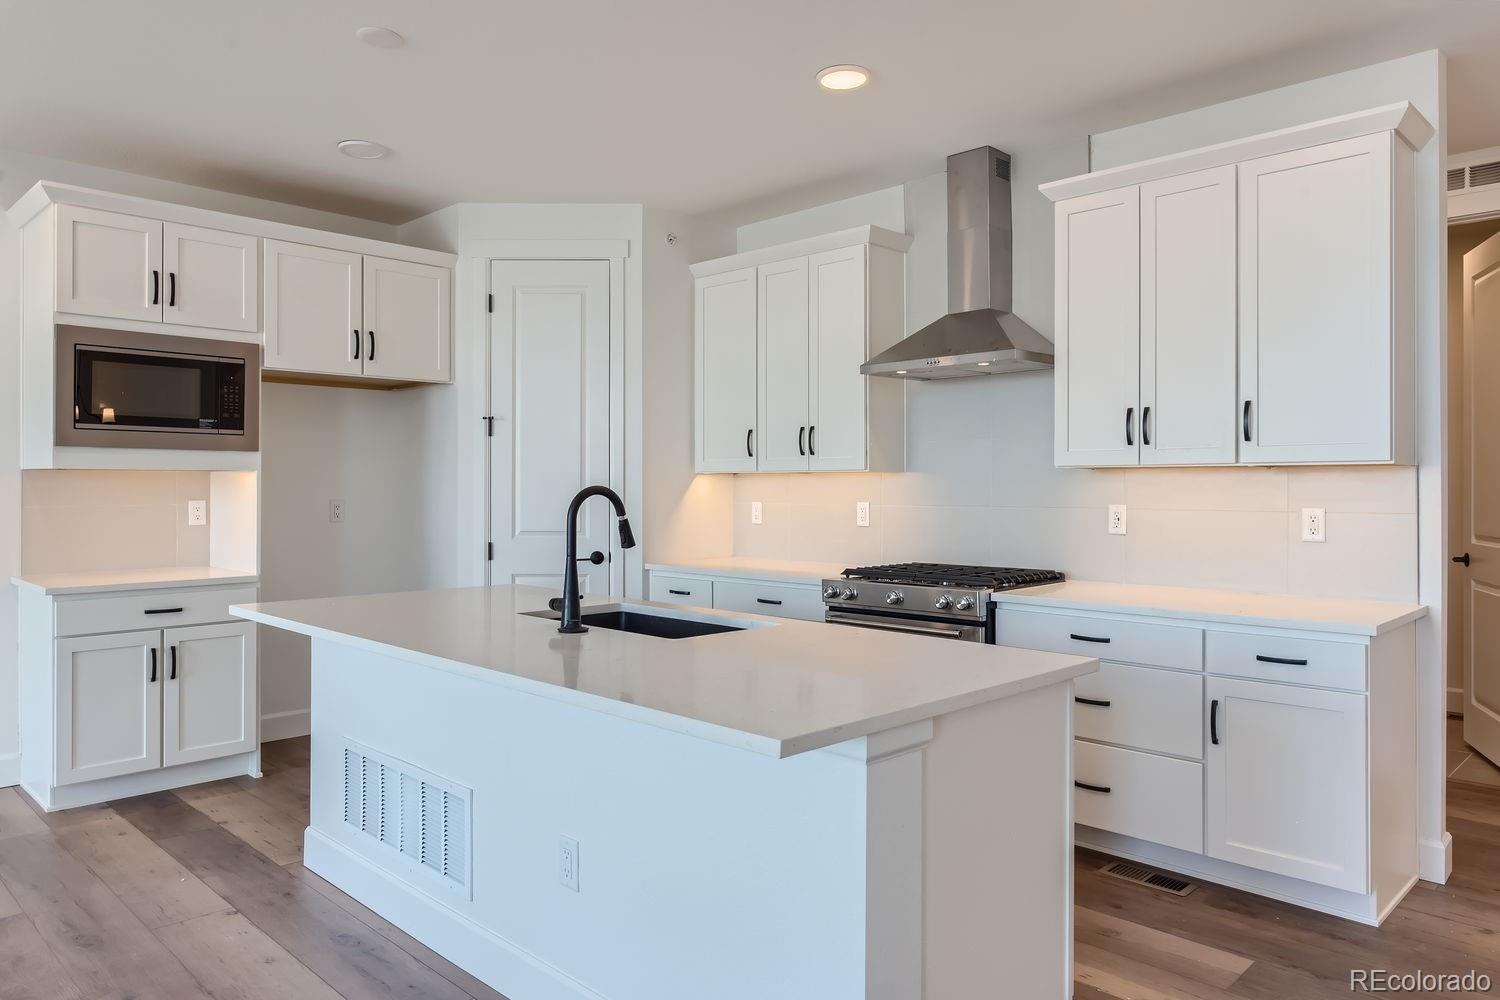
[554,485,635,634]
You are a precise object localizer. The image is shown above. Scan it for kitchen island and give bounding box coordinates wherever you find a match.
[234,585,1097,1000]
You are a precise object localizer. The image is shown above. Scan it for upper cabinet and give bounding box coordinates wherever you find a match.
[264,241,363,376]
[163,222,259,333]
[361,254,452,383]
[1043,102,1432,468]
[691,226,911,474]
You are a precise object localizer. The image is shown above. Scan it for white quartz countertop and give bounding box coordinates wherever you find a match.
[11,566,259,596]
[999,580,1426,636]
[233,585,1096,758]
[646,557,846,585]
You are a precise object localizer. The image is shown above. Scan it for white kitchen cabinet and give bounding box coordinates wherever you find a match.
[54,205,164,322]
[163,622,258,767]
[1204,676,1368,892]
[808,245,871,471]
[695,266,759,472]
[263,239,363,376]
[54,629,163,785]
[163,222,259,333]
[362,254,452,383]
[756,257,811,472]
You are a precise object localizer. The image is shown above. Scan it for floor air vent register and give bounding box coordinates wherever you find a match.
[1098,860,1197,897]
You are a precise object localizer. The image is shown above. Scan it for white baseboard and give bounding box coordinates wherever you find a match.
[0,752,19,789]
[261,709,311,742]
[1420,832,1453,885]
[22,752,257,811]
[1448,687,1464,715]
[305,829,605,1000]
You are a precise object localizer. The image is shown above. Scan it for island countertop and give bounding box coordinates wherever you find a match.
[233,584,1096,758]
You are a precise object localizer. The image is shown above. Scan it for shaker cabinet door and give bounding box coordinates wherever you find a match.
[55,205,164,322]
[808,245,868,472]
[163,223,259,333]
[695,267,760,472]
[264,239,363,376]
[757,257,811,472]
[55,630,162,785]
[362,255,451,383]
[163,622,258,767]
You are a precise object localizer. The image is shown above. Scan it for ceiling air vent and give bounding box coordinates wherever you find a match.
[1470,160,1500,189]
[1448,167,1467,192]
[342,740,472,898]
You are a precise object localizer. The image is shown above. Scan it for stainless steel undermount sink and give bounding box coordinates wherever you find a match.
[524,607,747,639]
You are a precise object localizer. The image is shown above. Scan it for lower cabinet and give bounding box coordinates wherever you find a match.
[163,622,258,767]
[646,568,824,622]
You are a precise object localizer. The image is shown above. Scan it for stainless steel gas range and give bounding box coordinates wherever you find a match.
[821,563,1066,643]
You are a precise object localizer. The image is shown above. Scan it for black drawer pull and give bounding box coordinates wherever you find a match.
[1255,654,1308,666]
[168,271,176,307]
[149,648,157,683]
[756,598,783,606]
[668,589,691,596]
[144,607,185,615]
[1074,781,1111,794]
[169,645,177,680]
[353,329,361,360]
[1069,633,1111,644]
[151,269,160,305]
[1243,400,1252,442]
[1074,696,1111,708]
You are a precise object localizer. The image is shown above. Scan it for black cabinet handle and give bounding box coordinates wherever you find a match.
[143,607,184,615]
[798,426,806,456]
[1074,696,1112,708]
[151,269,160,305]
[1142,405,1151,446]
[756,598,783,606]
[169,645,177,681]
[353,329,361,360]
[1243,400,1252,442]
[1069,632,1111,644]
[1074,781,1111,794]
[149,648,157,683]
[368,330,376,361]
[1125,406,1134,447]
[1255,654,1308,666]
[746,428,754,458]
[1454,553,1472,567]
[168,271,176,307]
[809,425,815,456]
[668,589,691,596]
[1210,699,1220,745]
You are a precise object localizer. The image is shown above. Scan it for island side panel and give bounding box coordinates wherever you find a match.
[305,637,884,1000]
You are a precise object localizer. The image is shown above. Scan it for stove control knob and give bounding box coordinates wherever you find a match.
[934,593,955,610]
[841,587,859,600]
[823,585,842,600]
[956,595,976,612]
[885,591,905,606]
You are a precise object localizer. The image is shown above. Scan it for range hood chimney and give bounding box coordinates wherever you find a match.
[861,146,1053,380]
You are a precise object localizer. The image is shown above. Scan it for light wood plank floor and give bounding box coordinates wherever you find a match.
[2,735,1498,999]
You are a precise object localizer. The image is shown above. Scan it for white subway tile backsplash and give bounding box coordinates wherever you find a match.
[1124,466,1288,511]
[1287,466,1417,514]
[1125,509,1288,593]
[733,501,790,560]
[21,470,208,574]
[988,507,1127,581]
[879,506,991,565]
[1286,511,1418,602]
[786,504,882,566]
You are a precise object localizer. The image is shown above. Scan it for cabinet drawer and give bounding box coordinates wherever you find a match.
[649,574,712,608]
[1205,631,1366,692]
[711,580,824,622]
[1074,662,1203,759]
[55,586,257,638]
[997,608,1202,671]
[1073,740,1203,854]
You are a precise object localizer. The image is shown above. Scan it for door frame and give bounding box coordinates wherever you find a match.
[459,240,629,597]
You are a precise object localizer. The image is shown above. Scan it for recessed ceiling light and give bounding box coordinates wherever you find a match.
[977,361,991,366]
[337,139,390,160]
[817,64,871,92]
[355,26,405,49]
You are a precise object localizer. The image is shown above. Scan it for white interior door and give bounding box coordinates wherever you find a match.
[55,629,162,785]
[163,622,257,767]
[55,205,163,322]
[489,259,612,594]
[163,223,259,332]
[757,257,810,472]
[1462,231,1500,765]
[362,255,452,382]
[263,239,363,375]
[695,267,759,472]
[808,244,868,471]
[1139,166,1237,465]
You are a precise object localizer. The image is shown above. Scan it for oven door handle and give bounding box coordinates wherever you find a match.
[824,609,968,639]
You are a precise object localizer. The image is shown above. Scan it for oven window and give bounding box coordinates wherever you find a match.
[76,349,219,430]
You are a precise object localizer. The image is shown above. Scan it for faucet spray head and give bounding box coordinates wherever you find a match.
[617,516,636,550]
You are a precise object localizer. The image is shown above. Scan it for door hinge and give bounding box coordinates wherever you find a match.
[486,542,493,561]
[487,293,494,313]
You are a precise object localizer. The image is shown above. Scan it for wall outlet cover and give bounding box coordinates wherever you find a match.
[856,501,871,528]
[1108,504,1127,536]
[186,499,207,526]
[750,501,763,525]
[559,835,580,892]
[1301,507,1326,543]
[329,500,346,524]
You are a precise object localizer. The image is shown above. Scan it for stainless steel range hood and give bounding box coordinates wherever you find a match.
[861,146,1053,380]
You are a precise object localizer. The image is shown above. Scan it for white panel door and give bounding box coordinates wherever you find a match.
[55,630,162,786]
[489,259,612,593]
[1054,187,1141,467]
[362,255,452,382]
[163,622,257,767]
[808,244,868,472]
[695,267,759,472]
[1140,166,1237,465]
[263,239,363,376]
[756,257,810,472]
[1462,231,1500,766]
[55,205,163,321]
[1238,133,1394,463]
[163,223,259,332]
[1204,676,1368,892]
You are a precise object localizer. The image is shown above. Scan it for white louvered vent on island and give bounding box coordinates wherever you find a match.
[341,740,472,898]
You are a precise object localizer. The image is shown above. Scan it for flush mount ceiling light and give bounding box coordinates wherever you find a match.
[355,26,405,49]
[337,139,390,160]
[817,64,871,91]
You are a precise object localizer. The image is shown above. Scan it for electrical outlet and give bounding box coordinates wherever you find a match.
[1108,504,1127,536]
[558,835,580,892]
[855,501,871,528]
[1301,507,1326,543]
[750,501,763,525]
[329,500,346,524]
[186,500,207,526]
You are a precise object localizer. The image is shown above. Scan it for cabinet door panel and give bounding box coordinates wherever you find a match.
[1238,133,1393,463]
[757,257,810,472]
[362,255,451,382]
[55,630,161,785]
[55,206,163,321]
[695,267,759,472]
[809,245,868,471]
[163,622,257,767]
[163,223,259,332]
[264,240,362,375]
[1140,167,1237,465]
[1204,676,1368,892]
[1055,187,1140,466]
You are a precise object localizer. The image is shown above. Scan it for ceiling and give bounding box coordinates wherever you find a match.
[3,0,1499,226]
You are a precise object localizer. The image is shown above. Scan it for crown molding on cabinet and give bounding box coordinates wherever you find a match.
[688,225,913,278]
[1040,101,1434,203]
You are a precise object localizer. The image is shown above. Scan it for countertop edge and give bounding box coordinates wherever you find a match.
[13,570,261,596]
[995,590,1427,637]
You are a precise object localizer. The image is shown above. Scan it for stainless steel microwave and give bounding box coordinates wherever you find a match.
[56,326,260,451]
